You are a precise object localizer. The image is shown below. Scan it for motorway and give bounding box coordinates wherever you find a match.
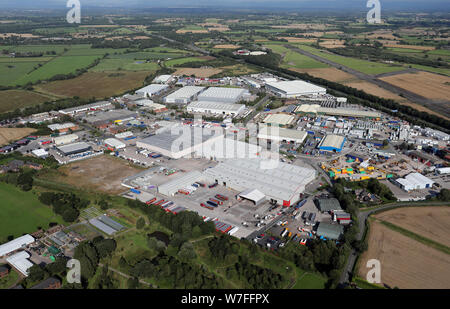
[284,44,450,119]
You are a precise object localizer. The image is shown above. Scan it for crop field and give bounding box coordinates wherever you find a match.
[380,71,450,101]
[0,127,36,146]
[36,71,151,99]
[54,155,142,194]
[290,67,354,82]
[295,44,404,75]
[357,219,450,289]
[265,44,328,69]
[174,67,223,77]
[0,90,53,113]
[0,183,63,242]
[90,58,160,72]
[374,206,450,248]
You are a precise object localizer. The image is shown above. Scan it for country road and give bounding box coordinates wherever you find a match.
[284,45,450,119]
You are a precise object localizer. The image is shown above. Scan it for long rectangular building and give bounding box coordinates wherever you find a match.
[203,158,316,206]
[265,80,326,98]
[197,87,250,103]
[59,101,112,115]
[258,125,307,144]
[296,104,381,119]
[164,86,205,104]
[187,101,245,117]
[135,84,169,97]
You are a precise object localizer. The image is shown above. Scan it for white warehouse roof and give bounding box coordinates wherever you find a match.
[104,138,126,149]
[397,172,435,191]
[48,122,77,131]
[263,113,295,126]
[197,87,249,103]
[6,251,33,276]
[53,133,79,145]
[187,101,245,114]
[159,171,203,196]
[266,80,326,97]
[0,234,35,257]
[258,125,307,144]
[136,84,169,96]
[164,86,205,103]
[203,158,316,204]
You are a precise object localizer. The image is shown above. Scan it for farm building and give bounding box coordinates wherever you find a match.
[203,158,316,206]
[197,87,250,103]
[0,235,35,257]
[258,125,308,144]
[6,251,33,277]
[316,223,344,240]
[316,198,342,213]
[58,101,112,115]
[47,122,79,133]
[136,127,223,159]
[104,138,126,150]
[295,104,381,119]
[395,173,435,191]
[57,142,92,156]
[265,80,326,98]
[163,86,205,104]
[53,133,79,146]
[158,171,203,196]
[318,135,346,153]
[187,101,245,117]
[263,113,295,127]
[135,84,169,97]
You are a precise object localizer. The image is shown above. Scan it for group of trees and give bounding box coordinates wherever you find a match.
[72,236,117,287]
[38,192,90,222]
[1,169,35,191]
[24,256,67,288]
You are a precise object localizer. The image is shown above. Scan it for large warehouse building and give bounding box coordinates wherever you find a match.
[318,135,346,153]
[265,80,326,98]
[57,142,92,156]
[136,127,223,159]
[158,171,203,196]
[395,173,435,191]
[203,158,316,206]
[197,87,250,103]
[164,86,205,104]
[263,113,295,127]
[187,101,246,117]
[135,84,169,97]
[295,104,381,119]
[59,101,112,115]
[258,125,308,144]
[53,133,79,146]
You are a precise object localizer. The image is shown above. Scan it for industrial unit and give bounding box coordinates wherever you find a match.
[84,110,137,125]
[296,104,381,119]
[265,80,327,98]
[52,133,79,146]
[57,142,92,156]
[58,101,112,115]
[136,127,223,159]
[203,158,316,206]
[104,138,126,150]
[263,113,295,126]
[318,135,346,153]
[47,122,79,133]
[258,125,308,144]
[187,101,245,117]
[158,171,203,196]
[6,251,33,277]
[135,84,169,97]
[316,223,344,240]
[395,173,435,191]
[163,86,205,104]
[197,87,250,103]
[0,234,35,257]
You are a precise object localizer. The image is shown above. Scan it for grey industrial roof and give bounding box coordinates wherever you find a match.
[188,101,245,112]
[136,84,169,94]
[164,86,205,100]
[159,171,203,196]
[203,158,316,202]
[59,101,112,114]
[138,127,220,152]
[318,135,346,150]
[84,110,137,123]
[266,80,326,95]
[258,125,307,142]
[89,218,117,235]
[98,215,125,231]
[316,222,344,240]
[57,142,91,154]
[317,198,342,212]
[197,87,248,101]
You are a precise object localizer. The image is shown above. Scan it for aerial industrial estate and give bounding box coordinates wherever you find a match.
[0,1,449,292]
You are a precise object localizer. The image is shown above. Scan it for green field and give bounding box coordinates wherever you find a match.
[90,58,159,72]
[294,44,404,75]
[165,56,208,67]
[0,183,63,242]
[265,44,328,69]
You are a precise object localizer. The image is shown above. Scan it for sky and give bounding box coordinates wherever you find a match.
[1,0,449,10]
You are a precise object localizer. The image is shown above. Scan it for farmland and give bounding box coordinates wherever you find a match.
[0,127,36,146]
[265,44,328,70]
[36,71,151,99]
[0,183,63,242]
[0,90,53,113]
[358,219,450,289]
